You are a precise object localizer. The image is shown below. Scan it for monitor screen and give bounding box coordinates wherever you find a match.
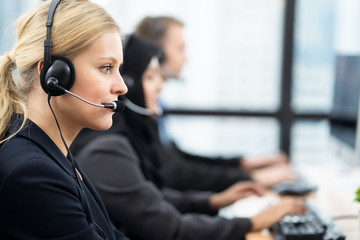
[329,55,360,165]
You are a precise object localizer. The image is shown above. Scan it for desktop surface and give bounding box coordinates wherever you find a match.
[219,160,360,240]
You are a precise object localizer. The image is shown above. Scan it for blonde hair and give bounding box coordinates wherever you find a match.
[0,0,121,143]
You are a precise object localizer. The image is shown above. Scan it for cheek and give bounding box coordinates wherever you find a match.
[143,85,152,100]
[176,50,185,63]
[73,68,106,99]
[165,46,177,61]
[144,84,156,101]
[84,85,108,102]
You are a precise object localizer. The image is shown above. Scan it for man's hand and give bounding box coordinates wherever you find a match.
[250,197,306,231]
[241,152,289,172]
[251,164,298,188]
[209,181,265,210]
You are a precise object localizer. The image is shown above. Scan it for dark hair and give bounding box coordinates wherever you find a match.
[120,34,163,107]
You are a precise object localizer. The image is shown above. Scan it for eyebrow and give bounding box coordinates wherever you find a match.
[97,56,121,63]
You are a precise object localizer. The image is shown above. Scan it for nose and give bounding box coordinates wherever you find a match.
[112,72,128,95]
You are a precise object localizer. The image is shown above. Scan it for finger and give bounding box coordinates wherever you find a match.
[242,191,257,198]
[284,172,298,182]
[243,183,265,196]
[236,181,262,191]
[233,181,256,191]
[291,199,307,214]
[253,186,265,196]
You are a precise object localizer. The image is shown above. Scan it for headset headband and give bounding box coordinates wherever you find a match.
[43,0,61,71]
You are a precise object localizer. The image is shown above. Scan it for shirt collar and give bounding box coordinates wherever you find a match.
[9,114,75,178]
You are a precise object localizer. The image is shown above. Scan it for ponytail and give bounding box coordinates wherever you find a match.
[0,51,27,144]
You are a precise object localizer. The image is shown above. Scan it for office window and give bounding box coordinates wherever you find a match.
[160,0,284,111]
[0,0,40,54]
[291,120,331,163]
[103,0,285,111]
[292,0,360,114]
[164,115,279,157]
[101,0,285,156]
[290,0,336,162]
[291,0,360,163]
[291,0,336,113]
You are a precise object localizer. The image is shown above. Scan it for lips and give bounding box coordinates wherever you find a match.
[102,101,116,113]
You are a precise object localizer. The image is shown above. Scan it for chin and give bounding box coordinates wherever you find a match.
[88,114,114,131]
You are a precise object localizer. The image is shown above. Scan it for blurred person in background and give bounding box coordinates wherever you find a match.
[134,16,298,192]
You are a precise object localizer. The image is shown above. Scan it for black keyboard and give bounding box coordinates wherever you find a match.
[272,176,318,196]
[271,205,346,240]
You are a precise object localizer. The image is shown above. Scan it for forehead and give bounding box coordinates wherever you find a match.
[82,31,123,62]
[147,57,160,69]
[164,24,184,43]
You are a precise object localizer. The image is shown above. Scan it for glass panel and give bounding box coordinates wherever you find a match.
[104,0,285,111]
[291,120,331,165]
[292,0,336,113]
[0,0,40,54]
[291,0,360,166]
[292,0,360,113]
[162,115,280,157]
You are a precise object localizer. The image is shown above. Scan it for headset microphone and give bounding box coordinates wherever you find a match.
[47,77,125,112]
[123,98,163,116]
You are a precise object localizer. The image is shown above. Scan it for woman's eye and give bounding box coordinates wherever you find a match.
[101,65,113,73]
[144,73,155,81]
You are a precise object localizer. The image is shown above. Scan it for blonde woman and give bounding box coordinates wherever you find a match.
[0,0,128,239]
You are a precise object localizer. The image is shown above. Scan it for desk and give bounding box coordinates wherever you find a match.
[296,163,360,240]
[246,232,273,240]
[219,162,360,240]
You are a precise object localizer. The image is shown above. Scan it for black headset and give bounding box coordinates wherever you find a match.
[40,0,75,96]
[41,1,106,239]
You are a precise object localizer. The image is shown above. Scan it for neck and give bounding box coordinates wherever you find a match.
[27,95,80,156]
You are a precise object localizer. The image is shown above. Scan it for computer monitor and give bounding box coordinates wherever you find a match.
[329,55,360,166]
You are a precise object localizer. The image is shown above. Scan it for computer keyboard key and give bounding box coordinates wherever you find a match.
[272,181,317,196]
[271,204,346,240]
[323,222,346,240]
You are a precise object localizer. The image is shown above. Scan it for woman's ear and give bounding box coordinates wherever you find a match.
[37,60,44,74]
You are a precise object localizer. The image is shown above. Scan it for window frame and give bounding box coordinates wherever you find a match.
[163,0,329,155]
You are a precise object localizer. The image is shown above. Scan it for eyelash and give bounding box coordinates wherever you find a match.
[101,65,114,73]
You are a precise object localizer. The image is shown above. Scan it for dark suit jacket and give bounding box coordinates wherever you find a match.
[0,115,128,240]
[75,133,252,240]
[160,142,252,192]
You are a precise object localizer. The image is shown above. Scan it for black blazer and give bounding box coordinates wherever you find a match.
[75,133,252,240]
[0,115,128,240]
[160,141,252,192]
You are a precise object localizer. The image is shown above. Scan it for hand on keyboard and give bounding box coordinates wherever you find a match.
[250,197,306,231]
[271,203,346,240]
[251,164,299,188]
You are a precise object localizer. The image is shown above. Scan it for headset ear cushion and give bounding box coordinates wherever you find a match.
[40,56,76,96]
